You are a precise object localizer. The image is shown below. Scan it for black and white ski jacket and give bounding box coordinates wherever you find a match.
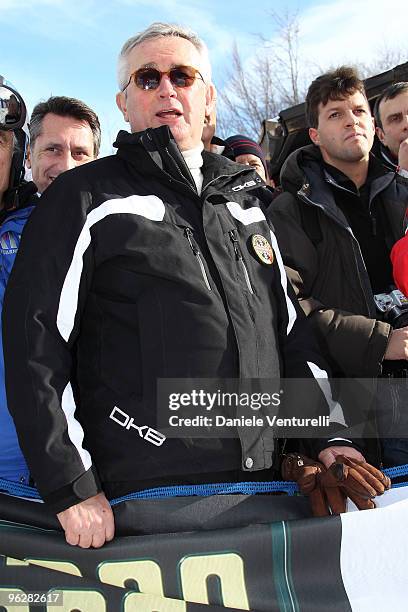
[3,127,339,511]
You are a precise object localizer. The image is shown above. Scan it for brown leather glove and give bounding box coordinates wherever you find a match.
[281,453,328,516]
[282,453,391,517]
[318,455,391,515]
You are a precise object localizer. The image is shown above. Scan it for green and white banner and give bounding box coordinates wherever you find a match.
[0,489,407,611]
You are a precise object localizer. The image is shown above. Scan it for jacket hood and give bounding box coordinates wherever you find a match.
[279,144,322,194]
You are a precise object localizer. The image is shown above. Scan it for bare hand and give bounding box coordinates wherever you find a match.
[384,326,408,360]
[57,492,115,548]
[318,445,365,469]
[398,138,408,172]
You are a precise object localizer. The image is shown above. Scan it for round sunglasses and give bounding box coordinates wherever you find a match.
[122,65,205,92]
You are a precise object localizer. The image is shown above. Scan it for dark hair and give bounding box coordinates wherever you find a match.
[305,66,367,128]
[29,96,101,156]
[373,82,408,129]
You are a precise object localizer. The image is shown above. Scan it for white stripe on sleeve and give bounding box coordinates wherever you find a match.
[61,382,92,471]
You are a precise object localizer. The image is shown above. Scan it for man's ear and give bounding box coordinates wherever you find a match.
[205,83,216,118]
[376,125,386,145]
[26,143,32,169]
[309,127,320,146]
[116,91,130,123]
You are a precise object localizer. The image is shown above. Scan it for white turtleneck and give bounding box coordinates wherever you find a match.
[181,142,204,195]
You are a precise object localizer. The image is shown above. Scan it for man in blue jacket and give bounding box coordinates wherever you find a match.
[0,76,37,485]
[0,79,100,485]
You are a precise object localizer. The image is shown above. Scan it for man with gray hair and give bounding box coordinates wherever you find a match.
[3,23,364,548]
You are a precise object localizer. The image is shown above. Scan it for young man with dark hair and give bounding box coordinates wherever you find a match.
[269,66,408,467]
[27,96,100,194]
[373,82,408,175]
[305,66,367,129]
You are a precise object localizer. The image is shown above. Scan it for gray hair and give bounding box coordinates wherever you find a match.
[117,22,212,91]
[29,96,101,157]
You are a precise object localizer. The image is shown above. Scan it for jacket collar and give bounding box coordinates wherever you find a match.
[379,144,398,171]
[114,127,197,192]
[0,181,38,225]
[281,143,396,219]
[113,126,258,193]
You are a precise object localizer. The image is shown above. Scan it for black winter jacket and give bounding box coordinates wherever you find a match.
[4,128,337,511]
[269,145,408,378]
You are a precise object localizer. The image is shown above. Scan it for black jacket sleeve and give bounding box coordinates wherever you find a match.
[2,172,100,510]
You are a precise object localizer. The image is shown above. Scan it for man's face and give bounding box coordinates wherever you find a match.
[116,36,216,151]
[376,91,408,158]
[235,153,266,182]
[27,113,95,193]
[309,91,374,167]
[0,130,13,207]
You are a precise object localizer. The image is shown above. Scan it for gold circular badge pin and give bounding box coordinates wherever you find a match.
[250,234,274,265]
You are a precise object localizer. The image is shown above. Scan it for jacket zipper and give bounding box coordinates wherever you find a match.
[145,132,261,199]
[164,147,197,194]
[229,230,254,294]
[183,227,212,291]
[143,132,199,198]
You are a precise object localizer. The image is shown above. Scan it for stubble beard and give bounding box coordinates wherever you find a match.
[331,139,370,165]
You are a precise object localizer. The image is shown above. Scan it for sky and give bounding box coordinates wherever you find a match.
[1,0,407,155]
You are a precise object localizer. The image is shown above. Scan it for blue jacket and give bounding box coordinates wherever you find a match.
[0,185,36,483]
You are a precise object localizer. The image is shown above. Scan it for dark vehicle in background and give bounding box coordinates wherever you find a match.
[260,62,408,185]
